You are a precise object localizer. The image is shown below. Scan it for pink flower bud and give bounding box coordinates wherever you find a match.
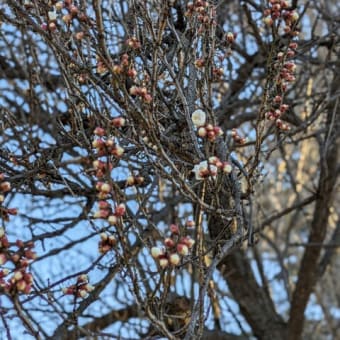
[24,250,37,260]
[213,126,223,136]
[1,237,9,248]
[98,201,110,209]
[84,284,94,292]
[77,274,88,283]
[164,238,175,248]
[7,208,18,215]
[186,220,195,228]
[0,253,7,265]
[62,14,72,24]
[129,86,139,96]
[69,5,79,16]
[263,17,273,26]
[222,162,232,173]
[78,289,88,298]
[127,68,137,78]
[0,181,11,192]
[143,94,152,103]
[62,287,73,295]
[290,11,299,22]
[126,176,135,186]
[151,246,163,259]
[226,32,235,43]
[194,58,205,68]
[11,254,20,263]
[280,104,289,112]
[169,253,181,266]
[55,2,63,11]
[170,224,179,235]
[115,203,126,217]
[198,127,207,137]
[100,232,108,241]
[94,127,105,136]
[100,183,111,193]
[207,130,216,140]
[276,119,283,128]
[108,215,118,225]
[159,258,169,268]
[108,235,116,246]
[289,42,298,49]
[177,243,189,256]
[112,64,122,74]
[16,279,27,292]
[112,146,124,157]
[106,138,115,148]
[181,236,195,249]
[92,139,105,149]
[112,117,126,127]
[135,176,144,185]
[274,95,282,103]
[13,271,23,281]
[24,273,33,284]
[209,156,218,165]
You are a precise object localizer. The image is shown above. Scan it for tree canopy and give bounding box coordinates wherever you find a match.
[0,0,339,339]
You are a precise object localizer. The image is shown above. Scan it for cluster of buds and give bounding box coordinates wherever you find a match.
[126,37,141,50]
[129,86,152,104]
[193,157,232,181]
[96,56,108,75]
[198,124,223,142]
[263,1,299,29]
[185,1,216,33]
[195,59,224,80]
[278,60,297,83]
[263,2,300,131]
[151,224,195,268]
[126,175,144,187]
[98,232,116,254]
[139,131,157,151]
[111,116,126,128]
[265,97,291,130]
[226,32,237,44]
[1,268,34,295]
[95,182,112,200]
[194,58,205,69]
[191,109,223,142]
[0,175,17,221]
[0,228,36,295]
[92,160,113,179]
[212,66,224,80]
[92,128,125,157]
[111,54,138,81]
[38,0,87,31]
[62,274,94,299]
[231,129,247,145]
[93,199,126,223]
[61,0,88,26]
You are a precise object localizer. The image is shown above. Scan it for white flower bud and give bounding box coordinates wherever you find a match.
[191,109,206,127]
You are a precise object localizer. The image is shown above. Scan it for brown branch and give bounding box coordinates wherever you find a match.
[288,72,339,340]
[218,250,287,340]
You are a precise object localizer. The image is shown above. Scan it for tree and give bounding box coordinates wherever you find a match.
[0,0,339,339]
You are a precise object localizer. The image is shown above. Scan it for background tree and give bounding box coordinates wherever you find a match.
[0,0,339,339]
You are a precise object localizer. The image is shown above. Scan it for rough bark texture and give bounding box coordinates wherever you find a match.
[287,72,340,340]
[219,250,287,340]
